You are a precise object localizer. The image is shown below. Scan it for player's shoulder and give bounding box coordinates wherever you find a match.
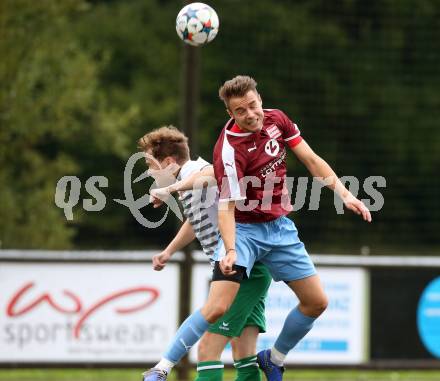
[264,108,300,134]
[180,157,210,178]
[264,108,290,122]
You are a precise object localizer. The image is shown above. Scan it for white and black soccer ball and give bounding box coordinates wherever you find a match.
[176,2,219,47]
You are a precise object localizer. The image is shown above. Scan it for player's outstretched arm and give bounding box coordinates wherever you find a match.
[172,165,215,192]
[150,165,215,208]
[218,200,237,275]
[152,219,196,271]
[291,140,372,222]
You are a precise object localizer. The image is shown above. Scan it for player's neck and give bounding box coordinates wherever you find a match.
[174,159,189,177]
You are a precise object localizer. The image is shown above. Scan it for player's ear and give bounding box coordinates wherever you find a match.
[257,93,263,105]
[226,108,233,118]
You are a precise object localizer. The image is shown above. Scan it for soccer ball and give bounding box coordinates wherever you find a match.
[176,2,219,47]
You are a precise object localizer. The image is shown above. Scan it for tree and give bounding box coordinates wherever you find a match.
[0,0,137,248]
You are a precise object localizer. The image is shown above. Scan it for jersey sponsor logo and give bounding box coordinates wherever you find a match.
[265,139,280,157]
[260,150,286,177]
[6,281,160,339]
[267,124,282,139]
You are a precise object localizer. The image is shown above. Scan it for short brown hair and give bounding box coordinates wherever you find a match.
[218,75,258,108]
[138,125,190,164]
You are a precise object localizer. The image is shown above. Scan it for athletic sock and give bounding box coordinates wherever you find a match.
[269,347,285,367]
[163,309,210,364]
[234,355,261,381]
[195,361,224,381]
[273,306,316,357]
[154,358,175,374]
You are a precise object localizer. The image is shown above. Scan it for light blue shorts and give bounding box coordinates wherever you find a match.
[214,216,316,282]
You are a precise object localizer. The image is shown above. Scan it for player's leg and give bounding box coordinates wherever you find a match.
[144,223,259,380]
[257,216,326,381]
[258,275,327,381]
[143,278,240,381]
[230,263,271,381]
[195,262,271,381]
[227,262,271,381]
[231,326,261,381]
[270,274,328,365]
[194,327,261,381]
[194,332,230,381]
[201,276,242,322]
[231,326,259,359]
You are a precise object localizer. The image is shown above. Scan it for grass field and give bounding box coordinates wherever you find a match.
[1,369,440,381]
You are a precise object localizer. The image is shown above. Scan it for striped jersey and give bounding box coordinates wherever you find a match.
[213,108,303,223]
[177,157,219,258]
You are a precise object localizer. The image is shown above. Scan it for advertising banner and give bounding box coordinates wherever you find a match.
[190,265,369,364]
[0,263,179,363]
[370,268,440,360]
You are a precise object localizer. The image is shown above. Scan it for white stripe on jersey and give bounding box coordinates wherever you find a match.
[225,129,253,137]
[284,131,301,141]
[220,134,246,202]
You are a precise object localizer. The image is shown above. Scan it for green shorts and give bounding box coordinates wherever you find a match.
[208,261,272,338]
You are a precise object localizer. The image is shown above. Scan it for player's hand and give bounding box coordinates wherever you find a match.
[343,193,372,222]
[152,251,172,271]
[149,187,171,208]
[149,194,164,208]
[220,249,237,276]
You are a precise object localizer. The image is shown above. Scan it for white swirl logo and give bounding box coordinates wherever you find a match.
[114,152,183,228]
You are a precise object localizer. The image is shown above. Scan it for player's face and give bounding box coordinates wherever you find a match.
[144,150,180,181]
[228,90,264,132]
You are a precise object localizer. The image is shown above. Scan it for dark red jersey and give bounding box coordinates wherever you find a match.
[213,109,302,223]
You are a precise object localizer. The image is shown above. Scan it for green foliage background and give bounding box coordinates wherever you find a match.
[1,0,439,253]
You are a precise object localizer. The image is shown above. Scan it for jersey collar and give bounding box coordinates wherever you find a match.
[224,119,254,137]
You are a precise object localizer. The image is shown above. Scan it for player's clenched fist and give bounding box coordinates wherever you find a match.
[220,249,237,276]
[152,251,172,271]
[150,187,171,208]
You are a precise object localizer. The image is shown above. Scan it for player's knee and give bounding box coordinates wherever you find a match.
[208,303,229,322]
[301,295,328,317]
[202,301,230,323]
[311,295,328,316]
